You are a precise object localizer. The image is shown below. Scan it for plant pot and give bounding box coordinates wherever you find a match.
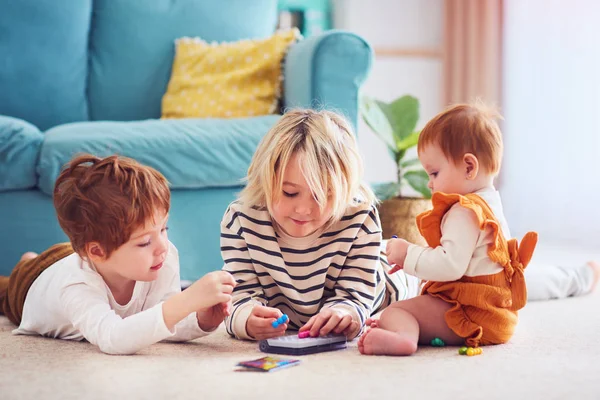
[377,197,431,245]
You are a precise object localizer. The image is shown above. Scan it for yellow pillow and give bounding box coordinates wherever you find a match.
[162,29,300,119]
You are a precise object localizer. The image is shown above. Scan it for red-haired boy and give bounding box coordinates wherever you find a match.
[0,154,235,354]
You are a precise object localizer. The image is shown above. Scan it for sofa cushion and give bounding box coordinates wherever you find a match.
[0,0,91,131]
[37,116,280,196]
[0,116,44,191]
[162,29,300,119]
[88,0,278,122]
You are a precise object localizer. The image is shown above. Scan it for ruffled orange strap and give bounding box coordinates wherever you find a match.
[417,192,538,298]
[417,192,508,258]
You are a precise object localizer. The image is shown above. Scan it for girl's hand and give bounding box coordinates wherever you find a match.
[299,308,361,340]
[245,305,288,340]
[386,238,411,274]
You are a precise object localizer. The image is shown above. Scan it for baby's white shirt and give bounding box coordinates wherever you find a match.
[404,187,512,282]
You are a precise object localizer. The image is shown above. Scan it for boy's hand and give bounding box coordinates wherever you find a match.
[299,308,360,340]
[196,300,232,332]
[187,270,236,310]
[245,305,287,340]
[162,271,235,331]
[386,238,411,274]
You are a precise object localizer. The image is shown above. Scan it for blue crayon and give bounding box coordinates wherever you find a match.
[272,314,289,328]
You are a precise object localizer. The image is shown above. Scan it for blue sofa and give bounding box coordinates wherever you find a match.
[0,0,373,280]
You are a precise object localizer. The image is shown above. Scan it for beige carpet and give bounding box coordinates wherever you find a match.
[0,288,599,400]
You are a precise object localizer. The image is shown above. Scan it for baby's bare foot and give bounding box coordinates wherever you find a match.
[357,329,368,353]
[20,252,38,262]
[586,261,600,293]
[358,327,417,356]
[364,318,379,329]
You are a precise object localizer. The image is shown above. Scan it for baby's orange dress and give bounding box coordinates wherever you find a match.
[417,192,538,347]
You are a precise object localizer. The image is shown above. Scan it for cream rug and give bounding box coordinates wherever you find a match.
[1,243,599,400]
[0,291,598,400]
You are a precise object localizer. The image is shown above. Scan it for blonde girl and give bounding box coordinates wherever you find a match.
[221,109,412,340]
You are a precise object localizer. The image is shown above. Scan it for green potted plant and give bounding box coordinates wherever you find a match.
[360,94,431,243]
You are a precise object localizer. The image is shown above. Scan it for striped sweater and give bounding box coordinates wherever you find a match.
[221,200,407,340]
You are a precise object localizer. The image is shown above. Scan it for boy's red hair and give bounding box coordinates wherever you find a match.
[53,154,170,258]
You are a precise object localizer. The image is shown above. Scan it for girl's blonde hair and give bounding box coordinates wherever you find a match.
[239,109,375,223]
[418,102,504,175]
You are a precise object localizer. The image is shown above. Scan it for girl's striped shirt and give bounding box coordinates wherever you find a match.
[221,201,408,339]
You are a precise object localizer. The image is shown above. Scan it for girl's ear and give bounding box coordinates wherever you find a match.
[463,153,479,180]
[85,242,106,262]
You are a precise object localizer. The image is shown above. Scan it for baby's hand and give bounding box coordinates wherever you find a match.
[245,305,287,340]
[299,308,360,340]
[386,238,410,274]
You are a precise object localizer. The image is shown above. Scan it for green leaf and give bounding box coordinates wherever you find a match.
[380,95,420,143]
[396,131,420,152]
[401,157,422,169]
[403,170,431,199]
[372,182,402,201]
[360,95,396,151]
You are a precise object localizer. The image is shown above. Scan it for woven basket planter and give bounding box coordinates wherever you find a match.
[377,197,431,245]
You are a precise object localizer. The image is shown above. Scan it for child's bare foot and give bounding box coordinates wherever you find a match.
[20,252,38,262]
[587,261,600,292]
[358,327,417,356]
[357,327,369,352]
[364,318,379,329]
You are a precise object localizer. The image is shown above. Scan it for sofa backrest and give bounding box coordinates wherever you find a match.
[87,0,278,122]
[0,0,278,130]
[0,0,92,131]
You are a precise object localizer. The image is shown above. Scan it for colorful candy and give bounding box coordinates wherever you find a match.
[458,346,483,356]
[430,337,445,347]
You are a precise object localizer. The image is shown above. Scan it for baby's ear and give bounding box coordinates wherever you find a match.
[463,153,479,179]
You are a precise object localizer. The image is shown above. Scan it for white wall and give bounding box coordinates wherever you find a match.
[502,0,600,247]
[331,0,444,186]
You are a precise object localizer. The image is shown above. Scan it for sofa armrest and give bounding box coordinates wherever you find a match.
[282,30,373,130]
[0,115,43,191]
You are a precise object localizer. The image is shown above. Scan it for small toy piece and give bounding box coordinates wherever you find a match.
[458,346,483,356]
[391,235,398,239]
[430,337,445,347]
[298,330,311,339]
[466,347,483,356]
[272,314,289,328]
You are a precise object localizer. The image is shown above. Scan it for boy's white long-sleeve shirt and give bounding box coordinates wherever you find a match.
[13,242,210,355]
[403,187,511,282]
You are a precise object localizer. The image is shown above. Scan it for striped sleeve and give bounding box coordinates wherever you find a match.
[221,205,265,340]
[322,206,382,327]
